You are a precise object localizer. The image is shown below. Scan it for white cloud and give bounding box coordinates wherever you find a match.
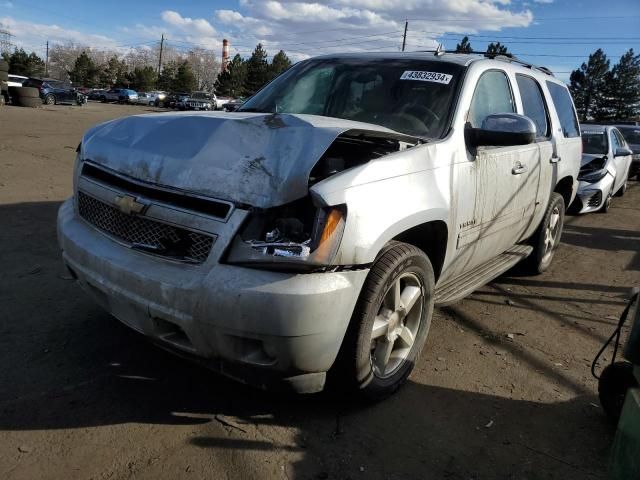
[533,0,554,3]
[0,15,120,53]
[161,10,216,36]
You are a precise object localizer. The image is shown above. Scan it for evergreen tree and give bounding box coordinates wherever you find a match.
[157,61,178,91]
[245,43,269,96]
[173,61,197,92]
[269,50,291,80]
[6,48,45,77]
[215,54,247,97]
[569,49,610,121]
[99,56,128,87]
[454,36,473,54]
[605,48,640,120]
[129,66,157,91]
[486,42,509,55]
[69,51,98,86]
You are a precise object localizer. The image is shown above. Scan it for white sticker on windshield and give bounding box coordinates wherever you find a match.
[400,70,452,84]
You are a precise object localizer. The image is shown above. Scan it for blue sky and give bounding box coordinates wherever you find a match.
[1,0,639,81]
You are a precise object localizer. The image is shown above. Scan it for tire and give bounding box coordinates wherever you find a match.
[524,192,565,274]
[100,96,106,103]
[16,97,42,108]
[615,179,627,197]
[44,94,56,105]
[10,86,40,98]
[332,242,435,401]
[599,192,612,213]
[599,362,637,423]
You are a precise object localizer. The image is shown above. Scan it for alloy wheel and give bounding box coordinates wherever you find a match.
[370,273,424,378]
[542,206,560,264]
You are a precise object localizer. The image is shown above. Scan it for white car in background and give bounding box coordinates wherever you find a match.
[135,92,157,106]
[576,124,633,213]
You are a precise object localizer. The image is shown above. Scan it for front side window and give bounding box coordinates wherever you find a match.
[468,70,515,128]
[617,126,640,144]
[516,74,549,138]
[582,131,608,154]
[546,81,580,138]
[240,58,464,139]
[613,130,627,149]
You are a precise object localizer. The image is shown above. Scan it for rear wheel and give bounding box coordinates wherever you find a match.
[333,242,434,401]
[44,94,56,105]
[615,180,627,197]
[524,192,565,274]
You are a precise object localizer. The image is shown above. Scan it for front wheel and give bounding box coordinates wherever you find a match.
[524,192,565,274]
[44,94,55,105]
[332,242,435,401]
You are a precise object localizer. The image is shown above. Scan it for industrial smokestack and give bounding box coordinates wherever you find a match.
[222,39,230,70]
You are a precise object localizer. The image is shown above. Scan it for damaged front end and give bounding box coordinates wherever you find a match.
[578,155,609,183]
[225,129,420,271]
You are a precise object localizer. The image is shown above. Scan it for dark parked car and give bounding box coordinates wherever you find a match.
[23,78,86,105]
[165,92,190,109]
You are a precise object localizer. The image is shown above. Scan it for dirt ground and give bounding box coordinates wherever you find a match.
[1,102,639,480]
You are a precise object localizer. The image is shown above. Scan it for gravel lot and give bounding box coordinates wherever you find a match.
[1,102,639,480]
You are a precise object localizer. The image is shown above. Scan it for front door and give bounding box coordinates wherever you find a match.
[457,69,542,267]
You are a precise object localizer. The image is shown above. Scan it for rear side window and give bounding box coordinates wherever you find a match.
[516,74,549,138]
[468,70,515,128]
[546,82,580,138]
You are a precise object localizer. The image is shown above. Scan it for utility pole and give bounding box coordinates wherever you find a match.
[45,41,49,77]
[157,34,164,78]
[402,20,408,52]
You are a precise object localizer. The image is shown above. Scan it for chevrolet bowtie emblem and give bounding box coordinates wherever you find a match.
[114,195,147,215]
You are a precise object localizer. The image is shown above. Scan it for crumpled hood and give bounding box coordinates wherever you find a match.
[80,111,407,208]
[580,153,607,167]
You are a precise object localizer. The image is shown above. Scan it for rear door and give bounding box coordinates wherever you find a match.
[513,73,553,240]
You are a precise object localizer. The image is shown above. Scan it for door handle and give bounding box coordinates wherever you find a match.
[512,164,528,175]
[550,155,561,163]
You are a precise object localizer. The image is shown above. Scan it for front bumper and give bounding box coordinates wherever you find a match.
[575,173,615,213]
[57,198,368,393]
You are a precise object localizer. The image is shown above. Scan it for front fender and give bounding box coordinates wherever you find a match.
[313,168,451,265]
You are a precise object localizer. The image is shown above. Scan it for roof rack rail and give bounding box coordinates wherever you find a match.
[412,49,555,77]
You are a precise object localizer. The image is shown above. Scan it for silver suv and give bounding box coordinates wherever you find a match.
[57,52,581,399]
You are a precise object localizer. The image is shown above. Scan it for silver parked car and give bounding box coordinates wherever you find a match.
[575,125,633,213]
[57,52,581,398]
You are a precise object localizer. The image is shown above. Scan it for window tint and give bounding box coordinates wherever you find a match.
[516,74,549,138]
[610,130,621,152]
[614,130,627,148]
[468,70,514,128]
[546,81,580,138]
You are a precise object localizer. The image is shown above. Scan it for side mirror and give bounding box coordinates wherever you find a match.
[615,147,633,157]
[466,113,536,148]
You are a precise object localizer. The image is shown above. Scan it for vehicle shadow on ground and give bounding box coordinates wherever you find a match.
[0,201,616,479]
[561,225,640,271]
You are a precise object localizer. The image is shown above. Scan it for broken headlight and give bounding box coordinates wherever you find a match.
[226,197,346,271]
[578,157,608,183]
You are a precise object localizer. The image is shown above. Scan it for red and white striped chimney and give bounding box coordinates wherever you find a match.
[222,39,230,70]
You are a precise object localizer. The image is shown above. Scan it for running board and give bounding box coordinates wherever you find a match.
[434,245,533,306]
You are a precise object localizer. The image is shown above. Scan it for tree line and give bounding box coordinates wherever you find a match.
[215,44,291,97]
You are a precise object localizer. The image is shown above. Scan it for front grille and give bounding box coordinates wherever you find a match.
[587,191,602,207]
[81,163,231,219]
[78,191,214,263]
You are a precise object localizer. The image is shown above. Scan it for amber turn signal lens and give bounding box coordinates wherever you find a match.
[315,208,344,262]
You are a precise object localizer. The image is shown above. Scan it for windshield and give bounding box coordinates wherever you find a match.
[582,131,608,154]
[617,126,640,144]
[239,57,464,139]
